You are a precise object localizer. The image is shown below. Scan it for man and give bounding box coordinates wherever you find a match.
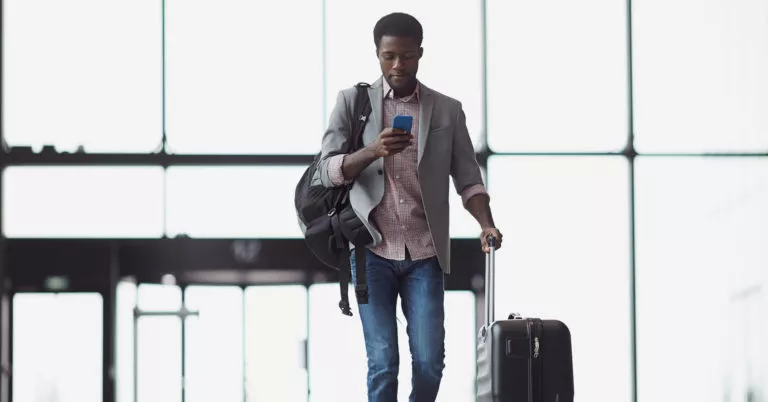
[317,12,503,402]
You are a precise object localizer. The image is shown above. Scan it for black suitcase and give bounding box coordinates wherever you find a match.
[476,236,575,402]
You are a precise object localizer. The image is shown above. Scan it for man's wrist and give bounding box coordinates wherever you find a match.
[362,145,378,161]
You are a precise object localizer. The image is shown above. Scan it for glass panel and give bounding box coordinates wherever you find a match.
[137,283,182,311]
[728,289,766,402]
[633,0,768,153]
[325,1,484,150]
[244,285,308,402]
[136,284,183,402]
[437,291,477,401]
[3,0,162,152]
[165,166,305,238]
[307,284,377,401]
[308,284,476,401]
[487,155,632,401]
[137,317,182,402]
[635,157,768,401]
[184,286,243,402]
[12,293,103,402]
[116,281,137,402]
[165,0,323,154]
[2,167,165,238]
[486,0,628,152]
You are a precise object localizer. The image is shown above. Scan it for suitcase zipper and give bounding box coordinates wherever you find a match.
[531,319,544,402]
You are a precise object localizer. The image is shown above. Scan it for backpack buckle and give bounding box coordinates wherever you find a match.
[354,284,369,304]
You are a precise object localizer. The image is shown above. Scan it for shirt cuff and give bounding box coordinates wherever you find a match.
[460,183,488,205]
[328,154,352,186]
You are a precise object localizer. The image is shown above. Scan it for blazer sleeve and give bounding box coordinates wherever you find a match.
[450,102,488,203]
[317,90,352,188]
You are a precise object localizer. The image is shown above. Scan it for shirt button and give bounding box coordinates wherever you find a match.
[395,175,400,179]
[401,225,406,230]
[400,199,404,204]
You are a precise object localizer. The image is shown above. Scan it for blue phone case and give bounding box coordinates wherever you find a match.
[392,115,413,134]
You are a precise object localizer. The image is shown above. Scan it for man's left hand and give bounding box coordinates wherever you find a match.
[480,227,502,253]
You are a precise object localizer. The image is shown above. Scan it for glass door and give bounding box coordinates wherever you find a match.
[116,282,309,402]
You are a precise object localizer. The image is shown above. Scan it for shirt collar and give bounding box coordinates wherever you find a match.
[383,77,421,102]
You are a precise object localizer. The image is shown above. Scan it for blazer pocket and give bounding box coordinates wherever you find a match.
[429,126,451,135]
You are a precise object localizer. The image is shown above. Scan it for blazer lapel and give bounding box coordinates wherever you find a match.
[367,78,384,145]
[417,84,434,166]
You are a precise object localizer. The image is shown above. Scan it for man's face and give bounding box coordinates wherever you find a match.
[377,35,422,94]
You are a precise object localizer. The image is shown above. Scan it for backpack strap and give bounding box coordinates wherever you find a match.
[338,234,369,316]
[350,82,372,151]
[337,82,373,316]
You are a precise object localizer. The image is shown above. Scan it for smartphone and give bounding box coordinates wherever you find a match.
[392,115,413,135]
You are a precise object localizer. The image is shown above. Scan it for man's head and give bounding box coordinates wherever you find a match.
[373,12,423,96]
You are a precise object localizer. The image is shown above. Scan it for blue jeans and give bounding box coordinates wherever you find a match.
[351,248,446,402]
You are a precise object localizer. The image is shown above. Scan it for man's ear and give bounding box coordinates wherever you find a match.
[418,47,424,59]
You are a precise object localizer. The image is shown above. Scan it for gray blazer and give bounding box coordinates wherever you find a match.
[316,77,484,274]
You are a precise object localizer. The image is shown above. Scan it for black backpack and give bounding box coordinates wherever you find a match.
[295,83,374,316]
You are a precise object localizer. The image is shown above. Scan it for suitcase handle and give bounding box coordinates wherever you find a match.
[484,235,497,329]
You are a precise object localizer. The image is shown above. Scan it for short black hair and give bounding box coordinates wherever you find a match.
[373,12,423,50]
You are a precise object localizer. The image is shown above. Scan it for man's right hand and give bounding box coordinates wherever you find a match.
[340,128,413,181]
[366,128,414,158]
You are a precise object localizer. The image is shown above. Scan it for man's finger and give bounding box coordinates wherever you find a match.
[383,136,410,145]
[384,129,406,137]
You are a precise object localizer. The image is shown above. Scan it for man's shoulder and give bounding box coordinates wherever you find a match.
[338,85,362,98]
[421,83,462,108]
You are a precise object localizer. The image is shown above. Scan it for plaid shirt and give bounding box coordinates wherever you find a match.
[328,79,486,261]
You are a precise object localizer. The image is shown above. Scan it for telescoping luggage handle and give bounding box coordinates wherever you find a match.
[481,236,523,341]
[484,235,497,330]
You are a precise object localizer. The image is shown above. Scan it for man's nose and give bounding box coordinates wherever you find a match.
[393,57,405,69]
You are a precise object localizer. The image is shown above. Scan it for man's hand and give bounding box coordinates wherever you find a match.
[366,128,414,158]
[480,227,502,253]
[340,128,414,181]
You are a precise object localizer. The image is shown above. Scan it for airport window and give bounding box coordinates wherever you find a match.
[634,156,768,401]
[116,281,138,402]
[164,0,324,155]
[185,286,244,402]
[486,0,628,153]
[244,285,308,401]
[487,155,633,401]
[136,316,183,402]
[2,167,165,238]
[12,293,103,402]
[164,166,306,238]
[2,0,162,153]
[135,284,183,402]
[632,0,768,153]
